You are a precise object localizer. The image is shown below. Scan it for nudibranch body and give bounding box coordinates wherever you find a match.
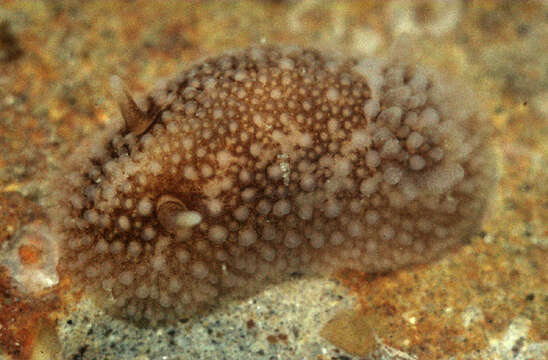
[52,45,495,324]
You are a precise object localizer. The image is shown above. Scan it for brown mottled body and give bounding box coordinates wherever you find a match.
[52,45,495,324]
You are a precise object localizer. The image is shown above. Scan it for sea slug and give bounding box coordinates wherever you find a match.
[51,45,495,324]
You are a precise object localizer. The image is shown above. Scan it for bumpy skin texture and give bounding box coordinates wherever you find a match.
[53,45,495,324]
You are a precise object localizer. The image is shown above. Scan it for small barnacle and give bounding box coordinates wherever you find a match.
[50,45,496,325]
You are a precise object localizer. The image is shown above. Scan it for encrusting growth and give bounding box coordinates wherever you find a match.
[51,45,496,324]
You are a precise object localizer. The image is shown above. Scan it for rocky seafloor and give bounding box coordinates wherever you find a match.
[0,1,546,359]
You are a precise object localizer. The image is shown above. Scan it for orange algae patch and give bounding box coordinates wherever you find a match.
[18,244,43,266]
[14,222,48,267]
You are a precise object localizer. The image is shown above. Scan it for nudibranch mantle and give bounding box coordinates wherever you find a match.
[52,45,495,324]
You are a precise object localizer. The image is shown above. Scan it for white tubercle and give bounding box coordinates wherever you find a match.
[176,211,203,227]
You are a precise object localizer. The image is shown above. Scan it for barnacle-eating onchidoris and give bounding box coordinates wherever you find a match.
[53,45,495,324]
